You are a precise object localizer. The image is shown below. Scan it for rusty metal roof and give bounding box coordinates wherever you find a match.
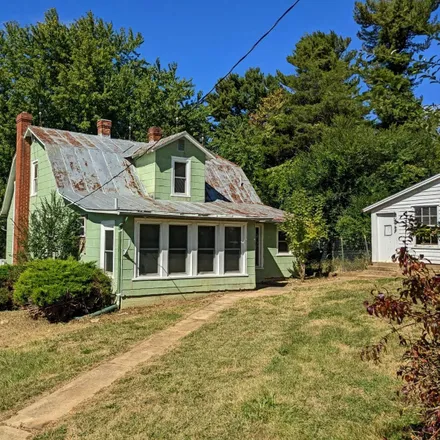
[25,126,284,222]
[205,156,261,204]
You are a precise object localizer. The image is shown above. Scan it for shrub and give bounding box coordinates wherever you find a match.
[24,191,82,261]
[14,259,113,322]
[0,264,27,310]
[362,213,440,438]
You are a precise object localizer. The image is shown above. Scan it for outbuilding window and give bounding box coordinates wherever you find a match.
[414,206,439,245]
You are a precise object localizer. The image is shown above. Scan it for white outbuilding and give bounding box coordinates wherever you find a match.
[363,174,440,263]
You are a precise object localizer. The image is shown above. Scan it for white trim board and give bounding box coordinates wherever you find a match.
[363,174,440,213]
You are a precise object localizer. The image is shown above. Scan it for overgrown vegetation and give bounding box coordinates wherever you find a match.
[363,213,440,439]
[13,259,113,322]
[208,0,440,248]
[281,191,328,281]
[24,192,82,261]
[0,263,26,310]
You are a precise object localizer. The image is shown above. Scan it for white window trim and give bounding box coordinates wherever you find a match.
[277,227,292,256]
[255,224,264,269]
[30,160,38,196]
[171,156,191,197]
[79,216,87,255]
[100,221,115,276]
[412,205,440,247]
[133,219,247,280]
[79,216,87,238]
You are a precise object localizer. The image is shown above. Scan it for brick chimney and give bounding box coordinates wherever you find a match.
[148,126,162,142]
[97,119,112,137]
[14,112,33,262]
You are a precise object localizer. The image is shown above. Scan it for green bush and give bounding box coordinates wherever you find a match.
[14,259,113,322]
[0,264,27,310]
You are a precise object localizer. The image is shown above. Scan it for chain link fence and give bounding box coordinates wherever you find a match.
[304,236,371,277]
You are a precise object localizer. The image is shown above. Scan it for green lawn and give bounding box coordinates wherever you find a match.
[0,296,213,420]
[34,278,418,440]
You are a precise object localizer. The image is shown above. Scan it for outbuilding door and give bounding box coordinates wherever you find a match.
[377,213,398,262]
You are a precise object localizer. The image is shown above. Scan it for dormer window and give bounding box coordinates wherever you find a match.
[31,160,38,195]
[171,157,191,197]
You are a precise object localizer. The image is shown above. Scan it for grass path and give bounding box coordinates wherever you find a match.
[0,296,216,420]
[34,278,417,440]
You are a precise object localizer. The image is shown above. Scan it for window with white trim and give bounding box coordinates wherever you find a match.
[31,160,38,195]
[277,230,290,255]
[79,216,87,254]
[414,206,439,245]
[101,223,115,274]
[171,157,190,196]
[134,221,247,279]
[168,225,188,275]
[255,224,263,268]
[198,225,216,274]
[139,224,160,276]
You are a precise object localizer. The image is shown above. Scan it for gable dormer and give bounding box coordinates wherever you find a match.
[133,130,214,203]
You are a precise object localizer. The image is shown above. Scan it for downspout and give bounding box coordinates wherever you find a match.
[115,216,128,309]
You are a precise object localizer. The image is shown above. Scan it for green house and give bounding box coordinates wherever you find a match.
[1,113,294,307]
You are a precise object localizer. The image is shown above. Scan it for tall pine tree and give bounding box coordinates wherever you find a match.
[355,0,440,127]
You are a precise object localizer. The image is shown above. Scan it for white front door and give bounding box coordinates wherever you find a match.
[377,213,398,262]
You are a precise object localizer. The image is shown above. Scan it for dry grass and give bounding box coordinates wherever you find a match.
[0,295,216,419]
[34,278,417,440]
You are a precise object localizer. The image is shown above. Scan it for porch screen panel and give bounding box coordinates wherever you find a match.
[139,224,160,275]
[198,226,215,273]
[169,225,188,274]
[225,226,241,273]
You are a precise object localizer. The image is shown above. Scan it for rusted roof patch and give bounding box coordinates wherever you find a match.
[26,126,283,222]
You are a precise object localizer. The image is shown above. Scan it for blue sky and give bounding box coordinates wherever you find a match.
[1,0,439,104]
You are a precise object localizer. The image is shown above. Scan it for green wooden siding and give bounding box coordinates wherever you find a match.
[256,223,294,282]
[135,140,206,202]
[118,218,255,299]
[134,152,156,196]
[3,137,293,302]
[5,190,15,264]
[29,140,57,212]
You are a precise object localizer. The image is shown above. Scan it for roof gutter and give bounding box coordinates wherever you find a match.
[0,156,16,217]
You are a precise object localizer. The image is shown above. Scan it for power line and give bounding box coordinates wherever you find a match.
[66,0,303,208]
[194,0,303,107]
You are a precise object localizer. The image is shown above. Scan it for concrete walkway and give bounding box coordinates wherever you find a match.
[0,286,290,440]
